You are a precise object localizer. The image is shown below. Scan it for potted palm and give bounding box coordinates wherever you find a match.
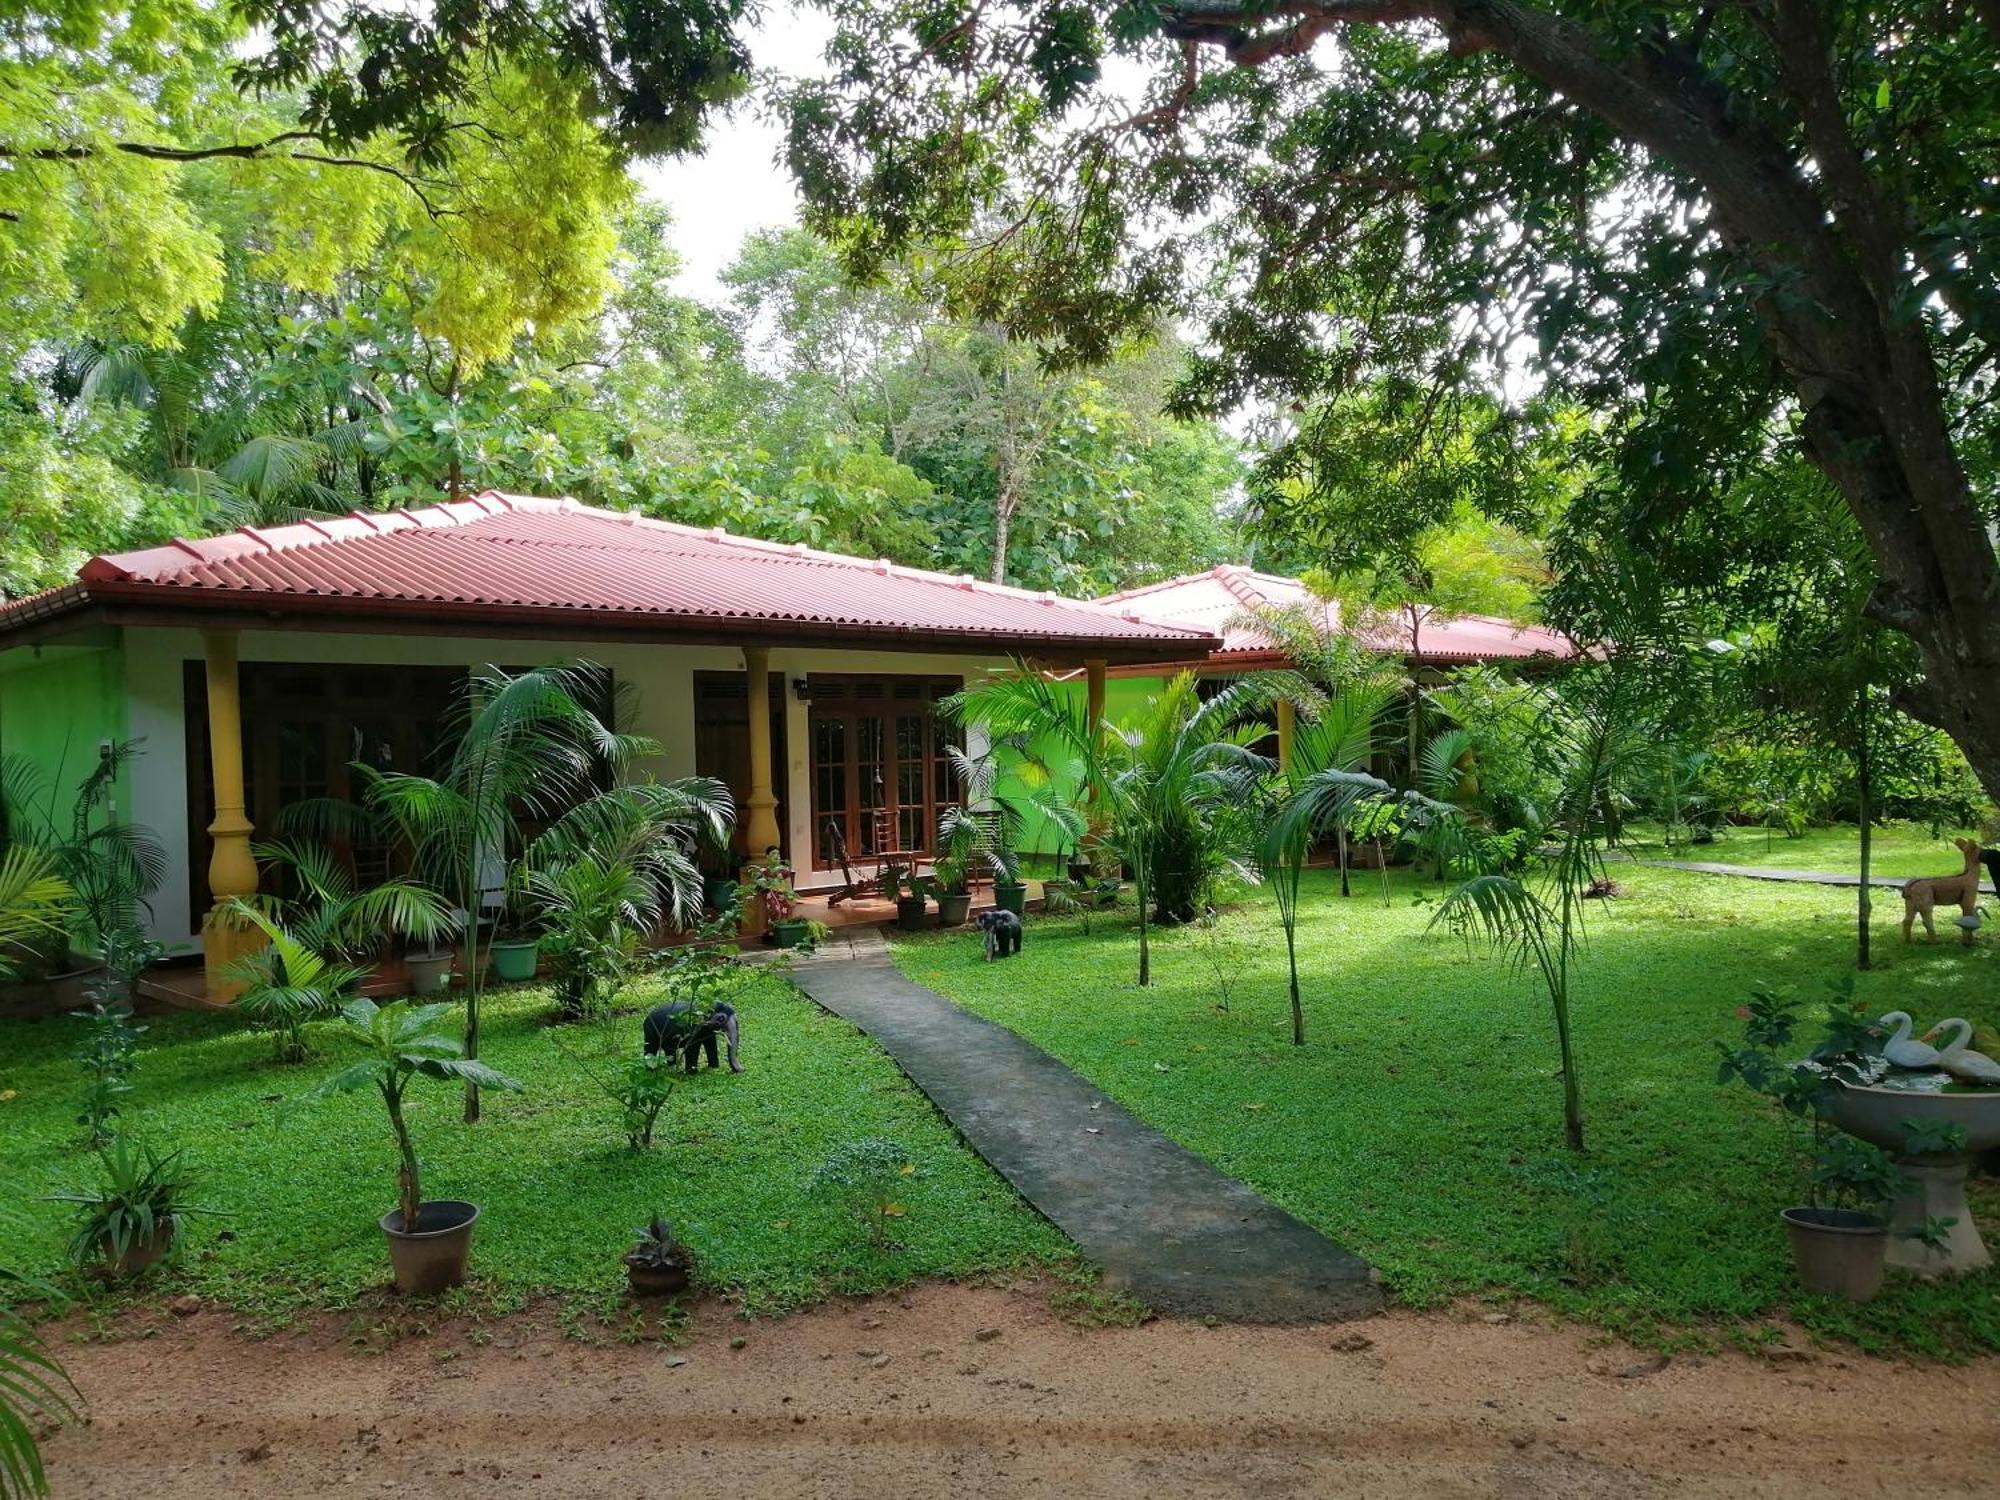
[893,866,930,931]
[297,998,523,1294]
[930,808,982,927]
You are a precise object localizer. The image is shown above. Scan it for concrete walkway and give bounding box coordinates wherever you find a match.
[792,955,1381,1324]
[1642,858,1997,893]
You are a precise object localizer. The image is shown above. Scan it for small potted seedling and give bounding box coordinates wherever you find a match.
[297,998,523,1294]
[624,1213,694,1297]
[1716,988,1900,1301]
[47,1138,221,1281]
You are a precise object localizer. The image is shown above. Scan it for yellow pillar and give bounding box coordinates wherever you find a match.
[739,646,783,937]
[1276,697,1296,774]
[201,630,261,1001]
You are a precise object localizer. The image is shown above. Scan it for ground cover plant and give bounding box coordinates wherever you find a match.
[0,974,1069,1320]
[893,864,2000,1356]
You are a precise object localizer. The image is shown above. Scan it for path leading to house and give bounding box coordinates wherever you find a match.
[1641,858,1999,892]
[790,952,1380,1324]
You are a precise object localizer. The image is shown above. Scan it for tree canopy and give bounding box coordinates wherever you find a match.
[778,0,2000,793]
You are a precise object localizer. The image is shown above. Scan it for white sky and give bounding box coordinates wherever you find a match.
[630,4,836,302]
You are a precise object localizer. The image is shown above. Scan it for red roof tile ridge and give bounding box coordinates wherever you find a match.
[1092,564,1242,606]
[493,494,1216,634]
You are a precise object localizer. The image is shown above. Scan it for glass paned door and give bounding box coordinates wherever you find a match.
[805,675,964,871]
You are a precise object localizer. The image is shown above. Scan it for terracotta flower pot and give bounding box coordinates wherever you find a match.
[380,1200,480,1295]
[624,1255,693,1298]
[104,1223,175,1281]
[1780,1206,1887,1302]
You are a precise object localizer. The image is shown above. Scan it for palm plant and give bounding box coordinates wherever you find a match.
[0,847,71,971]
[219,904,371,1063]
[1427,652,1658,1152]
[0,742,164,957]
[297,999,524,1232]
[0,1211,78,1500]
[1259,684,1393,1045]
[951,668,1269,986]
[324,663,651,1121]
[245,836,453,965]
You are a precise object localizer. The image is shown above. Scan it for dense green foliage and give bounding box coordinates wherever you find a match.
[895,865,2000,1356]
[0,974,1069,1317]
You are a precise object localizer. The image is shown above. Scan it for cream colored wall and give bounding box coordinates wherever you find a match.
[121,628,1004,951]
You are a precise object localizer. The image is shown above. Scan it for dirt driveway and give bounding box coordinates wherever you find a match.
[37,1280,2000,1498]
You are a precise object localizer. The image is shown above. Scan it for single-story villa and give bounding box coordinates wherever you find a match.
[0,493,1216,997]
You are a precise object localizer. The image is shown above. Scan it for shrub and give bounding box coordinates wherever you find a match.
[808,1138,914,1248]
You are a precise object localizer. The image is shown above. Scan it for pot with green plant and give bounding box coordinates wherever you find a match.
[486,878,542,983]
[929,808,990,927]
[624,1213,694,1297]
[297,998,523,1294]
[46,1138,220,1281]
[893,866,930,931]
[1716,987,1902,1301]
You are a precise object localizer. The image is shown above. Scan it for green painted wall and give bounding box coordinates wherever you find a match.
[0,642,132,838]
[996,674,1167,861]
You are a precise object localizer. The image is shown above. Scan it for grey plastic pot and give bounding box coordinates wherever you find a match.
[404,951,455,995]
[1780,1206,1887,1302]
[380,1199,480,1295]
[936,892,973,927]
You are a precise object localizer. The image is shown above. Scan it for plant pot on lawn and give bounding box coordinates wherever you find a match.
[404,949,455,994]
[488,937,540,982]
[993,880,1028,917]
[935,892,973,926]
[380,1200,481,1296]
[1780,1207,1887,1301]
[624,1214,694,1297]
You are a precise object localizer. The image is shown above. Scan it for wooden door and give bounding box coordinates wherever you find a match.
[805,675,963,871]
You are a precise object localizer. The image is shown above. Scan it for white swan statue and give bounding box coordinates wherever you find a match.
[1925,1019,2000,1086]
[1878,1012,1943,1069]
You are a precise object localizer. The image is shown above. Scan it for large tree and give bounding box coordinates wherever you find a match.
[780,1,2000,795]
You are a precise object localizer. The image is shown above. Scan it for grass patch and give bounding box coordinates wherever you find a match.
[1618,819,1983,876]
[0,972,1070,1319]
[893,865,2000,1356]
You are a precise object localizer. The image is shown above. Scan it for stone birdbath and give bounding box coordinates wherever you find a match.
[1820,1075,2000,1276]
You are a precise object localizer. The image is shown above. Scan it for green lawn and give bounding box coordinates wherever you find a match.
[0,972,1069,1320]
[1618,820,1985,877]
[891,865,2000,1356]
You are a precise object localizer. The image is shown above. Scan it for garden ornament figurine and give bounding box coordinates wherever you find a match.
[976,907,1024,961]
[1926,1019,2000,1086]
[1876,1012,1943,1070]
[643,999,743,1073]
[1901,837,1983,942]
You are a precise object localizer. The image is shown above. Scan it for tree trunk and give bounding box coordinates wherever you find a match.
[991,480,1019,585]
[1285,917,1304,1045]
[1856,701,1872,972]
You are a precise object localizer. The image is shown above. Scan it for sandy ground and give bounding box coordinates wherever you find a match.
[34,1280,2000,1499]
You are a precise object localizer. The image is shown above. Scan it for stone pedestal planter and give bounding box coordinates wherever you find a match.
[1821,1080,2000,1276]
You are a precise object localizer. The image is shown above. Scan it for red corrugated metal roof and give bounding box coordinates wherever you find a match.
[0,493,1217,656]
[1094,566,1575,664]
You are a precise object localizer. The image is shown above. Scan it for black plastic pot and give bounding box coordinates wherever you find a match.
[993,881,1028,917]
[380,1200,480,1295]
[625,1255,693,1297]
[896,895,929,931]
[1780,1206,1887,1302]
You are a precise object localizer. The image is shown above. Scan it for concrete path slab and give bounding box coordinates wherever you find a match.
[791,955,1381,1325]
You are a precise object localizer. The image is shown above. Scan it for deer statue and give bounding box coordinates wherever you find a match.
[1901,837,1983,943]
